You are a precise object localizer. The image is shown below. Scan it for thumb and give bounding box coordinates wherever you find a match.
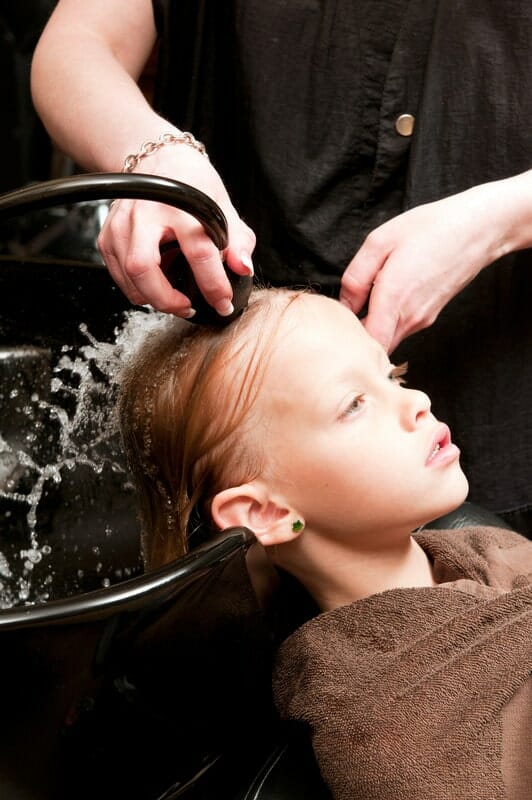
[361,298,399,355]
[341,237,392,314]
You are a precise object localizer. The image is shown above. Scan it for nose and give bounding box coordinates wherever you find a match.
[399,387,431,430]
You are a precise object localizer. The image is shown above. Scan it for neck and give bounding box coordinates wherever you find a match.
[279,531,436,612]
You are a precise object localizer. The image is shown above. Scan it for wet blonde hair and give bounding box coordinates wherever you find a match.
[118,287,305,570]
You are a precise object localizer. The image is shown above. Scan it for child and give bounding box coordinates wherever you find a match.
[119,287,532,800]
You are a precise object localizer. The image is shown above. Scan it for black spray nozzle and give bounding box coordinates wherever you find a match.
[160,241,252,326]
[0,172,253,325]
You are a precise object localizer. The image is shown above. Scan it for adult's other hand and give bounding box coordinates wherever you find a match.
[339,183,513,353]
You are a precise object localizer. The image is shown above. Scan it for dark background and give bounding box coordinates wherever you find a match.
[0,1,59,192]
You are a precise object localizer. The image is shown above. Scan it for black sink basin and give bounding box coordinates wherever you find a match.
[0,177,273,800]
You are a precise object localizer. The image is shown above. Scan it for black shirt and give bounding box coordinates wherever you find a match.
[152,0,532,530]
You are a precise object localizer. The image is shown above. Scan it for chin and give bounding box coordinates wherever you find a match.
[424,475,470,525]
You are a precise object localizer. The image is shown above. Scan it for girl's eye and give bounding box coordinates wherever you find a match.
[344,394,365,416]
[389,361,408,385]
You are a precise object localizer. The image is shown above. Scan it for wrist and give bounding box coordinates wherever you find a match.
[472,170,532,262]
[122,130,209,173]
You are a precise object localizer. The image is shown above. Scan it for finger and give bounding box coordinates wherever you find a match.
[360,286,401,354]
[123,260,196,316]
[340,235,392,313]
[361,311,398,355]
[124,224,198,315]
[98,206,148,305]
[178,218,235,317]
[223,214,256,277]
[101,202,194,314]
[340,261,379,314]
[103,248,148,305]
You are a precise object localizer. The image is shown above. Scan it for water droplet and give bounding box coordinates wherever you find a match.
[1,308,157,606]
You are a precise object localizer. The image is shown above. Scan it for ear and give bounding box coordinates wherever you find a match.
[211,483,304,547]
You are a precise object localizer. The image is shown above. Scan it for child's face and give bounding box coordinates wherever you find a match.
[255,294,469,542]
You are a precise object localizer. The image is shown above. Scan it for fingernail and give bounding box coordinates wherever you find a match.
[215,299,235,317]
[183,307,196,319]
[240,252,254,275]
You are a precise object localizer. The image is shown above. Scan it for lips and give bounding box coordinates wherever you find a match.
[426,424,453,465]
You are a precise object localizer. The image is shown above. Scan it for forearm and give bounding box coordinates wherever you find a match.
[463,168,532,265]
[29,0,255,318]
[30,0,169,172]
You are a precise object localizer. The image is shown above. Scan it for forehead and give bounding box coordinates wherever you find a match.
[260,294,383,394]
[275,293,372,358]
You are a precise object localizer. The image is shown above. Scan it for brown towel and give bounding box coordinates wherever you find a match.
[273,527,532,800]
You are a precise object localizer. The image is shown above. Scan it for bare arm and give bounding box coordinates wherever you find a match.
[31,0,255,317]
[31,0,159,170]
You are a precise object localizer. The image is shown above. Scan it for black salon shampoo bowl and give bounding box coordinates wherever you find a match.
[0,175,269,800]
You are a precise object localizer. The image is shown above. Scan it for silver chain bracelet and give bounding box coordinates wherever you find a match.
[122,131,209,173]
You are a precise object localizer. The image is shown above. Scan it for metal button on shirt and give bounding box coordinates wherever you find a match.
[395,113,415,136]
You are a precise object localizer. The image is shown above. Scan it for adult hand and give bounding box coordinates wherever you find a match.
[339,189,502,354]
[98,142,255,318]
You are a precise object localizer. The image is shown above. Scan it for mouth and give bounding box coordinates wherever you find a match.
[427,424,452,464]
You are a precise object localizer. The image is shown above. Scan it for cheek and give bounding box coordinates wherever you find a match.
[291,459,373,511]
[266,426,414,511]
[265,449,339,509]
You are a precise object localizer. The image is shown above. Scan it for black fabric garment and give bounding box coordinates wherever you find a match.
[151,0,532,531]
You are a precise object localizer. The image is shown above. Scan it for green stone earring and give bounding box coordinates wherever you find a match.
[292,519,304,533]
